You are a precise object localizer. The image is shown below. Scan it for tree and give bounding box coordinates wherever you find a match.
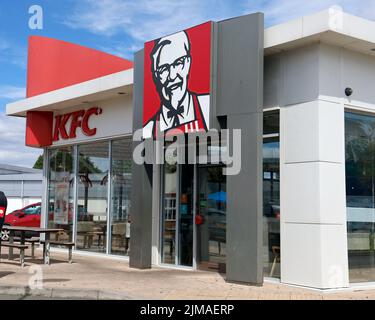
[33,154,43,169]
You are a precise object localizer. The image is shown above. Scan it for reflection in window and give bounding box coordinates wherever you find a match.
[47,147,75,241]
[161,163,177,264]
[263,111,280,278]
[346,112,375,282]
[263,112,280,135]
[197,166,226,273]
[110,138,132,256]
[178,165,194,267]
[77,142,109,253]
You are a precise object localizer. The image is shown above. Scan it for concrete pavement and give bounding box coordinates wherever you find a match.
[0,247,373,300]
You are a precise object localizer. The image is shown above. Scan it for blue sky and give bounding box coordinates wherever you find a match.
[0,0,374,167]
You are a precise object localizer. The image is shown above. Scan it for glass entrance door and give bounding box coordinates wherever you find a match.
[160,164,226,271]
[196,166,226,273]
[161,163,177,264]
[161,164,194,267]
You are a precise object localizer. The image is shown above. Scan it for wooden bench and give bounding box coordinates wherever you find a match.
[40,240,74,264]
[13,237,40,259]
[0,242,29,267]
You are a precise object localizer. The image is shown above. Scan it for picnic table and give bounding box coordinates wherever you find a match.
[2,226,63,265]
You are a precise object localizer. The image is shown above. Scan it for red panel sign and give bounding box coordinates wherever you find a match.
[25,108,103,147]
[27,36,133,98]
[143,22,212,139]
[26,111,54,148]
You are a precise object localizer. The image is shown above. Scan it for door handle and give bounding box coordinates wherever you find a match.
[195,214,204,225]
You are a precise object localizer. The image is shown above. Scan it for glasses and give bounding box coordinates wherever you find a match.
[156,55,190,80]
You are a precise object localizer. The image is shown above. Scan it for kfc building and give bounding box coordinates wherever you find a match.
[7,8,375,290]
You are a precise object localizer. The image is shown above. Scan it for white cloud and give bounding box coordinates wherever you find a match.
[64,0,375,40]
[0,114,41,168]
[99,43,142,60]
[63,0,375,59]
[64,0,237,41]
[0,37,27,69]
[0,39,9,51]
[0,86,25,100]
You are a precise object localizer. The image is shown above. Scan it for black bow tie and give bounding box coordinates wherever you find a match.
[167,105,184,127]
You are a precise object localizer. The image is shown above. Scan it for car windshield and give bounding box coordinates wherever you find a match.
[24,206,41,215]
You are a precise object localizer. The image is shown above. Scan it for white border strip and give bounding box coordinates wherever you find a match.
[6,69,134,116]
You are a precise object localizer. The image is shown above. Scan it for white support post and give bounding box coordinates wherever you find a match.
[280,99,349,289]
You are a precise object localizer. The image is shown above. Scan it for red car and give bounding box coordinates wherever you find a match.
[4,202,41,227]
[1,203,41,240]
[1,202,90,240]
[5,202,88,227]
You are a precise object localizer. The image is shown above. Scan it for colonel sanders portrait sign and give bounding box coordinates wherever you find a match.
[143,22,212,139]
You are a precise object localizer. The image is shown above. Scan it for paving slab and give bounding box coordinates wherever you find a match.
[0,247,373,300]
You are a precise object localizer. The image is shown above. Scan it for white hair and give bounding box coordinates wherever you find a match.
[151,31,190,72]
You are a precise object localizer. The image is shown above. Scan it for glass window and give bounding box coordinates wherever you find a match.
[197,166,226,273]
[178,165,194,267]
[47,147,75,241]
[263,111,280,278]
[161,163,177,264]
[110,138,132,256]
[263,112,279,135]
[345,111,375,282]
[77,142,109,253]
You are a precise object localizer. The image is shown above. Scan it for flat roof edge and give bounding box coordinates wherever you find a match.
[6,68,134,117]
[265,9,375,53]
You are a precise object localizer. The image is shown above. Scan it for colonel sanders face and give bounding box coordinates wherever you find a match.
[152,31,191,111]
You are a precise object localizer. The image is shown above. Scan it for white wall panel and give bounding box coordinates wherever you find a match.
[284,100,344,164]
[281,223,349,288]
[280,98,348,288]
[283,161,346,224]
[283,44,319,106]
[52,95,132,146]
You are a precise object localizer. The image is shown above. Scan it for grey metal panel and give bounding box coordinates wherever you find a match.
[0,164,41,175]
[22,180,43,197]
[215,13,264,284]
[216,13,264,116]
[318,44,341,98]
[0,170,21,175]
[226,113,263,284]
[282,43,319,106]
[209,21,220,131]
[263,43,324,109]
[41,148,49,231]
[264,54,281,109]
[0,173,42,181]
[129,49,153,269]
[341,46,375,104]
[0,181,22,197]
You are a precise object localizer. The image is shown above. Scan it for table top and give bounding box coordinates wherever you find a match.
[2,226,63,233]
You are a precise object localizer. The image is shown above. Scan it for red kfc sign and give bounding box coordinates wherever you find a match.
[53,107,102,141]
[143,22,212,139]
